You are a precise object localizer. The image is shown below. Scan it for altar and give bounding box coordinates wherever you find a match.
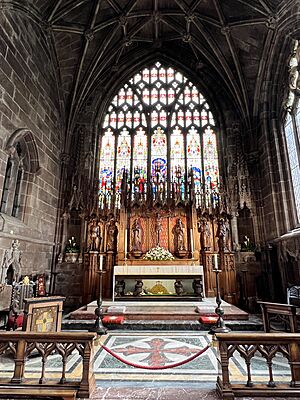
[113,263,204,301]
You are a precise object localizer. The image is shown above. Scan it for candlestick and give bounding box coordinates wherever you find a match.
[99,254,103,271]
[214,254,218,270]
[190,228,194,255]
[124,228,127,258]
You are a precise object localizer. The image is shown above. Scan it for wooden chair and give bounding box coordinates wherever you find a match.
[287,285,300,307]
[6,277,35,330]
[258,301,299,333]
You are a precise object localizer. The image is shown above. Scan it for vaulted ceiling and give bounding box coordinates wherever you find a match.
[11,0,296,130]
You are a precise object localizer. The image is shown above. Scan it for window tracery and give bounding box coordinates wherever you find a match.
[284,40,300,222]
[99,61,219,209]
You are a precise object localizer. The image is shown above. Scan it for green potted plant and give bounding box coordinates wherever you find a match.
[64,237,80,263]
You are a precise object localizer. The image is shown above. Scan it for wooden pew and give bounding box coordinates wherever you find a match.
[0,331,96,399]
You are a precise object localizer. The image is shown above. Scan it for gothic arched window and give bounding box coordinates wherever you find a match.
[1,142,24,217]
[0,130,40,219]
[284,40,300,222]
[99,61,219,208]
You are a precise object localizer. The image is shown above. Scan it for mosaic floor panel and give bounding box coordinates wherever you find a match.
[0,331,291,389]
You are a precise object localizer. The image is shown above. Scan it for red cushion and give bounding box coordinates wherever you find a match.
[102,315,125,324]
[7,314,24,330]
[199,315,218,324]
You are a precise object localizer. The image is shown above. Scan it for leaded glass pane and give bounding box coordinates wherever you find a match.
[285,113,300,221]
[133,128,147,197]
[203,127,219,190]
[187,127,202,193]
[151,127,167,195]
[99,129,115,199]
[171,127,185,200]
[116,129,131,192]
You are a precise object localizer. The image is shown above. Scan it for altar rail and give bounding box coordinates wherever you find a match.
[0,331,96,399]
[216,333,300,399]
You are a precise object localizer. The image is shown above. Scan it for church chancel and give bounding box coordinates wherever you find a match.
[76,63,238,311]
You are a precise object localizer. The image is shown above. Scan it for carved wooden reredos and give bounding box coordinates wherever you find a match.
[57,61,243,303]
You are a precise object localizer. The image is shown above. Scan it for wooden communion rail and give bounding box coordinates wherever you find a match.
[216,332,300,399]
[0,331,96,399]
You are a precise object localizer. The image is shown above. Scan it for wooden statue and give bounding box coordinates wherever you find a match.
[132,218,142,252]
[89,218,101,252]
[199,217,211,251]
[217,218,230,252]
[106,216,117,252]
[174,218,186,252]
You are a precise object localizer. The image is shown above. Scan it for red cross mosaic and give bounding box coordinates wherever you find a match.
[112,338,199,367]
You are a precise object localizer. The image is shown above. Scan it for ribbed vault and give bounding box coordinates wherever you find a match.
[3,0,295,133]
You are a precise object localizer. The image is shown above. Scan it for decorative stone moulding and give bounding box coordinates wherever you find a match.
[64,253,79,263]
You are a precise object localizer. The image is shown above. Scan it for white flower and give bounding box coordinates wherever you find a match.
[143,246,175,261]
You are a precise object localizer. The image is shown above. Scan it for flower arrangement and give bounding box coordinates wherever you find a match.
[143,246,175,261]
[65,237,80,253]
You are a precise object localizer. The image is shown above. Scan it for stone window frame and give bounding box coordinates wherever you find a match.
[0,129,40,220]
[284,40,300,224]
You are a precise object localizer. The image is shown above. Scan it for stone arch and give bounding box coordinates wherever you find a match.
[5,128,40,174]
[1,129,40,219]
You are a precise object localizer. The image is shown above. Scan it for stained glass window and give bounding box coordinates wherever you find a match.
[285,111,300,221]
[99,61,219,208]
[284,40,300,223]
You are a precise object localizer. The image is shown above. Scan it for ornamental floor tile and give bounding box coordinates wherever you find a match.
[0,331,292,389]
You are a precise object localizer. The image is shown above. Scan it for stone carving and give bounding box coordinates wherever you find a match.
[133,279,143,296]
[193,279,203,297]
[174,279,184,296]
[132,218,142,252]
[0,240,22,285]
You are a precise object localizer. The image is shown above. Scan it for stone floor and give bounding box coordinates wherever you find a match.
[0,330,292,400]
[90,386,219,399]
[89,387,295,400]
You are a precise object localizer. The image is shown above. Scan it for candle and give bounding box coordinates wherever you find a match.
[99,254,103,271]
[190,228,194,254]
[214,254,218,270]
[124,228,127,258]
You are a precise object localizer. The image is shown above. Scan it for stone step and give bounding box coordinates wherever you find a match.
[62,315,263,332]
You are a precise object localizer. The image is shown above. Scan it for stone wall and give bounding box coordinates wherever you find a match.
[54,262,84,310]
[0,7,63,279]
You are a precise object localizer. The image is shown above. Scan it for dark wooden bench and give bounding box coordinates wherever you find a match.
[0,387,77,400]
[258,301,299,332]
